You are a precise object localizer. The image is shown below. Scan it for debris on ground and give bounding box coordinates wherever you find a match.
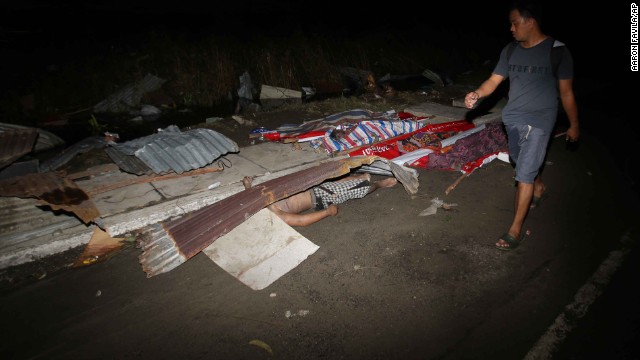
[419,197,458,216]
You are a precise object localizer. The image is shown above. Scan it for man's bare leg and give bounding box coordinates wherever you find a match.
[269,203,338,227]
[496,181,533,249]
[367,177,398,194]
[530,176,546,209]
[242,176,254,190]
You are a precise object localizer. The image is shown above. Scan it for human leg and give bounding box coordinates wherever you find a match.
[367,177,398,194]
[530,176,547,209]
[496,180,532,250]
[497,125,550,249]
[244,175,316,215]
[272,191,315,214]
[242,176,254,189]
[341,173,397,193]
[269,203,337,227]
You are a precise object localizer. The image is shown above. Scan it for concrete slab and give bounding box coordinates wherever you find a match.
[404,102,470,122]
[0,222,95,269]
[0,197,95,269]
[0,197,83,250]
[91,183,161,217]
[236,141,329,173]
[151,153,266,199]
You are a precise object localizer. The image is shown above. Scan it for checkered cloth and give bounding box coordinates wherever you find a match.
[311,179,371,210]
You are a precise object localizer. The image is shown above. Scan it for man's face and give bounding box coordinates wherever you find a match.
[509,9,532,41]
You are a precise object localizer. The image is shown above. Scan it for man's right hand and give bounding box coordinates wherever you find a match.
[326,204,338,216]
[464,91,480,109]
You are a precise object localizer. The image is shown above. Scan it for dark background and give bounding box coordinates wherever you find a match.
[0,1,627,73]
[1,2,632,81]
[0,1,634,121]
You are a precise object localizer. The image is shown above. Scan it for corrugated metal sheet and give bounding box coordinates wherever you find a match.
[0,128,38,169]
[0,159,39,181]
[93,73,166,113]
[103,147,153,175]
[107,126,239,174]
[138,156,417,277]
[0,172,100,224]
[0,122,65,153]
[0,196,83,251]
[39,137,109,172]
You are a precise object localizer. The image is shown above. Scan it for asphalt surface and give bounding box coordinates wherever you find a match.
[1,83,639,359]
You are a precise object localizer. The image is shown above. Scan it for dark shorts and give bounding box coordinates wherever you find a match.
[505,124,551,184]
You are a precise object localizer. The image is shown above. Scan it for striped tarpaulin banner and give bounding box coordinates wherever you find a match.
[316,119,425,153]
[273,109,380,139]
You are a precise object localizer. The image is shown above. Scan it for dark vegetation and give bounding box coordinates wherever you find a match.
[1,16,506,131]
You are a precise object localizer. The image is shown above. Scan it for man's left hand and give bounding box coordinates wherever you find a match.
[566,126,579,142]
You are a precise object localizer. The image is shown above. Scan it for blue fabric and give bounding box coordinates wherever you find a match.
[504,124,550,184]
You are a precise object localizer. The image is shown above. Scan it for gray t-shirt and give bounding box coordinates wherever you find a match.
[493,37,573,133]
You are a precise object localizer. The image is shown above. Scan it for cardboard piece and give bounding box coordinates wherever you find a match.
[73,227,125,267]
[203,208,319,290]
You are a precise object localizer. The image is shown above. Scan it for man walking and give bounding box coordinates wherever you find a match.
[464,0,580,250]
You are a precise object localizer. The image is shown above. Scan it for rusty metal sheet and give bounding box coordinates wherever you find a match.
[0,122,65,153]
[0,128,38,169]
[138,156,418,277]
[0,172,100,224]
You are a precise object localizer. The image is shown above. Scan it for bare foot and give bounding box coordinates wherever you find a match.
[530,184,547,209]
[242,176,253,190]
[375,177,398,188]
[533,183,546,199]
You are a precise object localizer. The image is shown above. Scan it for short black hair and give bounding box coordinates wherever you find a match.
[510,0,544,26]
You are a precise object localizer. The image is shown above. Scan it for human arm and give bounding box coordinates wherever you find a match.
[558,78,579,142]
[268,204,338,227]
[464,73,505,109]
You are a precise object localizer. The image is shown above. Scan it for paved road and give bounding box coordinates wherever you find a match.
[1,85,638,359]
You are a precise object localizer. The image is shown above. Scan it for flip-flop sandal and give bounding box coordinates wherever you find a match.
[530,192,548,209]
[495,233,523,251]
